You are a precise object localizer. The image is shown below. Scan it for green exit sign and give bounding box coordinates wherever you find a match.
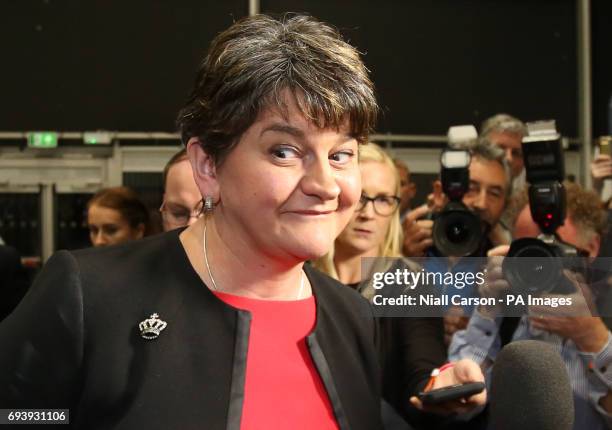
[28,132,58,148]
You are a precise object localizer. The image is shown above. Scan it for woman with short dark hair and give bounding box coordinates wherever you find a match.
[0,14,383,429]
[0,14,490,429]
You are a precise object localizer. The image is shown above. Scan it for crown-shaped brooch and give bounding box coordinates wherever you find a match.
[139,313,167,340]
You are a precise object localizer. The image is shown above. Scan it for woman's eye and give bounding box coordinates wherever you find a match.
[376,197,392,206]
[330,151,354,164]
[104,226,118,235]
[271,146,299,159]
[171,209,190,219]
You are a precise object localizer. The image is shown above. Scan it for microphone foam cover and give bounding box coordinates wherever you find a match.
[490,340,574,430]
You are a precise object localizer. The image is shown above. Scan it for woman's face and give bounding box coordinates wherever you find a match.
[336,160,397,258]
[87,204,144,247]
[207,93,362,263]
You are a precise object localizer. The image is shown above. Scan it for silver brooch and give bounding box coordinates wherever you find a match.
[139,313,167,340]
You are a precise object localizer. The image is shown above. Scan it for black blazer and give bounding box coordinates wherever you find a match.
[0,230,383,430]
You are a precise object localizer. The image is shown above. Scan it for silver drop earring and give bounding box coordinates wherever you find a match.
[204,196,214,212]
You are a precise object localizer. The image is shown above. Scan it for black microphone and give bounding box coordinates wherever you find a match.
[489,340,574,430]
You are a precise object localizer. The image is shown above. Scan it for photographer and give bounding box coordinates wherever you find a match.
[402,138,511,259]
[449,183,612,430]
[402,139,511,343]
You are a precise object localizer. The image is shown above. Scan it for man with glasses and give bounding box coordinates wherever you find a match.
[160,148,203,231]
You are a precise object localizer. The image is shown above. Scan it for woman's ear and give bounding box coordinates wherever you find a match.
[134,223,146,240]
[186,137,220,202]
[585,233,601,259]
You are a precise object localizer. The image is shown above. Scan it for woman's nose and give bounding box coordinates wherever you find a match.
[472,189,487,210]
[92,232,108,247]
[357,199,376,219]
[301,160,341,201]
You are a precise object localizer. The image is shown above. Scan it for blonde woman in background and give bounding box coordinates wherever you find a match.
[314,143,404,298]
[314,143,485,428]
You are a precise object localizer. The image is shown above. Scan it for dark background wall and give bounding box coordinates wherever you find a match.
[592,0,612,137]
[263,0,577,136]
[0,0,609,137]
[0,0,246,132]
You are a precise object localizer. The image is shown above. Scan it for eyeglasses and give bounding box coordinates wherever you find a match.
[159,200,203,227]
[357,193,400,216]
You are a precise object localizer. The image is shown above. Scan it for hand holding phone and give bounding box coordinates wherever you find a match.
[418,382,485,405]
[409,359,487,416]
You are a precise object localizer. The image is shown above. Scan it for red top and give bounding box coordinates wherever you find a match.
[214,291,339,430]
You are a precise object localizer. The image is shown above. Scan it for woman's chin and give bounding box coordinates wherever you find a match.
[290,240,334,262]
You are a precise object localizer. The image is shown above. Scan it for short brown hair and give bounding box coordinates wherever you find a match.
[177,14,378,166]
[564,182,607,240]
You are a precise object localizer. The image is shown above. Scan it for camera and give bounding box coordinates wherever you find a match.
[502,120,586,294]
[431,149,484,257]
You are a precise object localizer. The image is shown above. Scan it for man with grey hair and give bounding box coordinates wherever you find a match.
[480,113,527,194]
[403,137,513,344]
[403,136,512,258]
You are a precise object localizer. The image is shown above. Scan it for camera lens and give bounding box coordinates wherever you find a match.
[433,203,482,257]
[446,222,469,244]
[502,238,562,294]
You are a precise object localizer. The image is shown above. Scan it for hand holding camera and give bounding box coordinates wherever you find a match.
[591,139,612,192]
[402,204,434,257]
[402,181,448,257]
[476,245,511,319]
[529,270,608,352]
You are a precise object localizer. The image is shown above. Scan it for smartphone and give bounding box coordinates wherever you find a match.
[418,382,485,405]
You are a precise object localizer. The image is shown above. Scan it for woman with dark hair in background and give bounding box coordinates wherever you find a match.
[1,14,384,429]
[87,186,151,247]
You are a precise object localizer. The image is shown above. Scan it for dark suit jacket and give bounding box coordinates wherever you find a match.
[0,230,383,429]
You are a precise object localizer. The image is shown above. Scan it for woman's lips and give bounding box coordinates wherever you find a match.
[290,210,334,216]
